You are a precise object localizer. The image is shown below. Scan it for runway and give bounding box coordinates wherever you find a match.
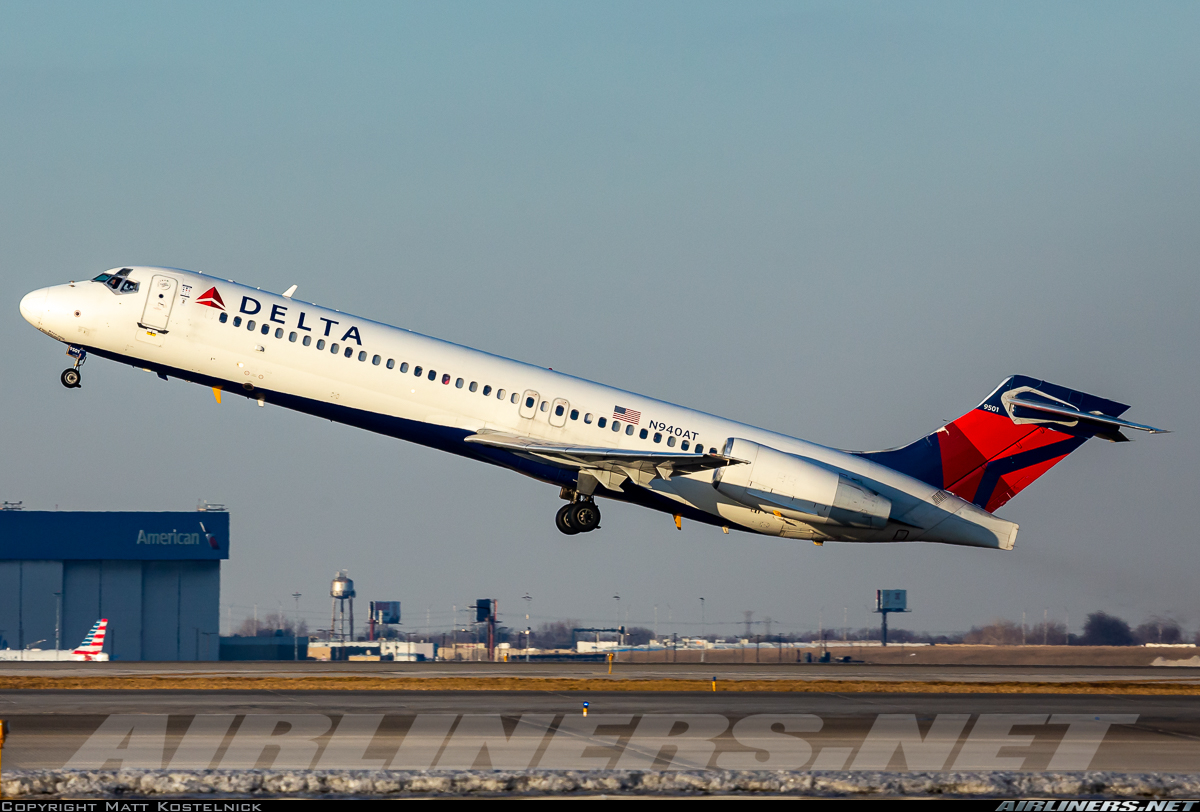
[2,660,1199,684]
[2,688,1198,773]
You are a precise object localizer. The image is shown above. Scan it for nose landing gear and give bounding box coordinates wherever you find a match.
[60,346,86,388]
[555,491,602,535]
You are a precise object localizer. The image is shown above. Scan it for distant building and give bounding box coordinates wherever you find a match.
[0,510,228,661]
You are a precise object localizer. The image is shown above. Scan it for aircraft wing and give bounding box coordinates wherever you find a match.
[463,431,744,493]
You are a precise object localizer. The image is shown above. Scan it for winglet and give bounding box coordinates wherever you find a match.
[212,387,222,404]
[282,285,298,299]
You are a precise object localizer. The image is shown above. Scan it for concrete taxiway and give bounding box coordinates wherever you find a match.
[1,660,1198,684]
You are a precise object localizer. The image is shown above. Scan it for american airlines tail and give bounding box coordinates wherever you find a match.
[0,618,110,661]
[73,619,109,660]
[859,376,1168,513]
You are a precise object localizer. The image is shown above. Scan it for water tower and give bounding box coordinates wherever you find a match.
[330,571,356,642]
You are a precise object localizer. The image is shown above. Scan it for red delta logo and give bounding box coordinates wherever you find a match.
[196,287,226,310]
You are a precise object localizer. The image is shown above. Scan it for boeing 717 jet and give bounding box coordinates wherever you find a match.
[20,268,1167,548]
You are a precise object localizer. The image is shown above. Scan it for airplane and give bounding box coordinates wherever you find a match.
[0,619,110,661]
[20,267,1167,550]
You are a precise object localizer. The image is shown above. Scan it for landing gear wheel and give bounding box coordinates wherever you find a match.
[60,368,81,388]
[568,501,601,532]
[555,504,580,535]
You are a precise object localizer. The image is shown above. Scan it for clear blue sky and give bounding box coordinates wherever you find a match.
[3,2,1197,638]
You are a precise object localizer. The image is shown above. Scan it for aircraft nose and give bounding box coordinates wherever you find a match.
[19,287,48,327]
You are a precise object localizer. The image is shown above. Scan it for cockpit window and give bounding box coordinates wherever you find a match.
[94,268,138,295]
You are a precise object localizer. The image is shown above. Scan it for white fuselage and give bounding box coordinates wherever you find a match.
[19,267,1017,549]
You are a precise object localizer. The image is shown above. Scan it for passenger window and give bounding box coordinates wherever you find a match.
[357,351,366,361]
[482,385,491,396]
[569,409,578,420]
[331,343,340,353]
[653,432,662,443]
[525,396,535,409]
[317,339,325,350]
[612,421,620,432]
[626,424,634,435]
[275,328,283,339]
[681,440,690,451]
[710,447,717,454]
[219,313,228,323]
[400,362,409,373]
[540,401,548,412]
[343,347,351,358]
[639,428,648,439]
[555,404,565,417]
[386,359,394,369]
[584,413,592,424]
[261,324,270,335]
[497,388,505,400]
[414,366,422,377]
[373,355,381,365]
[233,316,242,327]
[667,436,676,447]
[289,331,297,342]
[247,320,256,330]
[429,370,437,381]
[597,417,606,428]
[510,392,518,404]
[440,373,449,384]
[469,381,478,392]
[303,335,312,346]
[455,378,464,388]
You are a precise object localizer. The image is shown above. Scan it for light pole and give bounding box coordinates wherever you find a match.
[292,592,302,661]
[523,593,532,662]
[53,592,62,653]
[613,594,621,660]
[699,597,706,663]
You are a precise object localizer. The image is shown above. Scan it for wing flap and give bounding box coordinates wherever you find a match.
[463,431,744,492]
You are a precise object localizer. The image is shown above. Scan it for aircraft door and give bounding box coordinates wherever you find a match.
[549,398,569,427]
[519,390,540,419]
[139,274,179,332]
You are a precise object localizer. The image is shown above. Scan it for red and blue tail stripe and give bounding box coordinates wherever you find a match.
[860,376,1131,513]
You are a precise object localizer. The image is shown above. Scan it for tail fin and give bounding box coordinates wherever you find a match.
[859,375,1167,513]
[73,619,107,654]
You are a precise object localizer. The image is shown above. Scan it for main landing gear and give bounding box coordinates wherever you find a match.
[60,347,86,389]
[555,494,601,535]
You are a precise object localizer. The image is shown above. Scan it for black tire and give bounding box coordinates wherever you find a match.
[60,368,81,388]
[555,504,580,535]
[569,501,601,532]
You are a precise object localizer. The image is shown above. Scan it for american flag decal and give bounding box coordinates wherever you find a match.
[613,406,641,425]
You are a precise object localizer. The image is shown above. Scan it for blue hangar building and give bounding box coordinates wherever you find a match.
[0,510,229,661]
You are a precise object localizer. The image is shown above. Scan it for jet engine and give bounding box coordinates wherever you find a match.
[713,438,892,529]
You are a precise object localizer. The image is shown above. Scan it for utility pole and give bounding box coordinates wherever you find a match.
[699,597,706,664]
[54,592,62,653]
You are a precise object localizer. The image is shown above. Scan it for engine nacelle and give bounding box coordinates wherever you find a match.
[713,438,892,529]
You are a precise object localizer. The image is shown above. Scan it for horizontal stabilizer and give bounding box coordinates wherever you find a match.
[1004,395,1169,439]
